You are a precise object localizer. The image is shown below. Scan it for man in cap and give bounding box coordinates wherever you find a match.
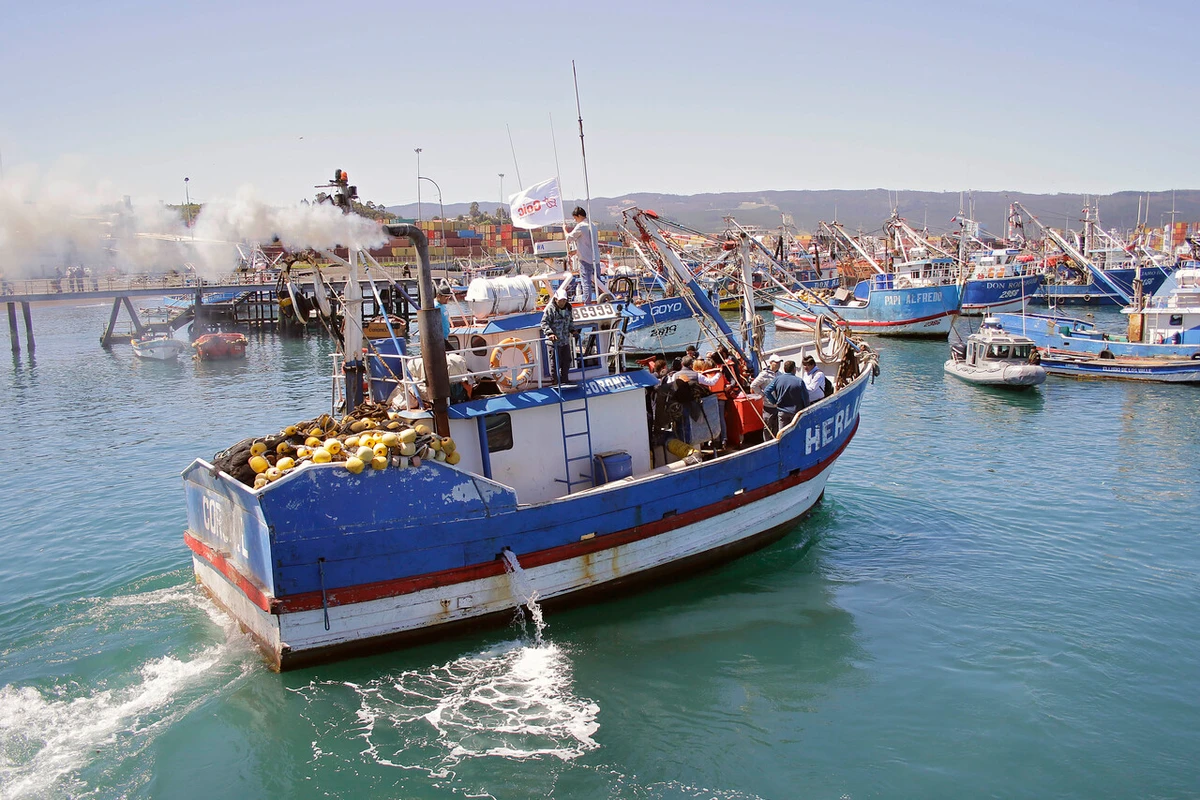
[750,354,783,434]
[540,287,576,385]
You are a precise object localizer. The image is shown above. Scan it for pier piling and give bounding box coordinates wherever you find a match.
[6,303,18,354]
[21,302,33,354]
[100,297,123,349]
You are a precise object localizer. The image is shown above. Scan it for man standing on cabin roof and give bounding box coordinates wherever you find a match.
[566,206,598,303]
[541,288,576,386]
[762,360,809,432]
[434,287,452,345]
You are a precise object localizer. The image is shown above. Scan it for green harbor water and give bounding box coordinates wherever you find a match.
[1,303,1198,799]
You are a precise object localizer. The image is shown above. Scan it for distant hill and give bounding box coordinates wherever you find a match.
[388,189,1200,236]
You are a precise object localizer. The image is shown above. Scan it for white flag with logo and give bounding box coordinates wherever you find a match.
[508,178,563,230]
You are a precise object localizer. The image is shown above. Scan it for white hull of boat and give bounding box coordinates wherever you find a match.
[944,360,1045,388]
[132,338,188,360]
[193,458,834,666]
[775,313,955,337]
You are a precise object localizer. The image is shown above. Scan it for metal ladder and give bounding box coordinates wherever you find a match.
[555,335,596,494]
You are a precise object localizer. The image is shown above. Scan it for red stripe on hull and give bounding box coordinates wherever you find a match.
[276,499,823,672]
[772,309,954,328]
[188,422,858,617]
[183,532,273,612]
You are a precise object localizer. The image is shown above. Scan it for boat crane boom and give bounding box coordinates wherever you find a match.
[819,221,885,274]
[1011,202,1132,305]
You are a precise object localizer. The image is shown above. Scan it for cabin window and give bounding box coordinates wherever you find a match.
[447,335,461,352]
[470,335,489,356]
[1170,315,1183,327]
[987,345,1011,359]
[1013,345,1031,359]
[484,413,513,452]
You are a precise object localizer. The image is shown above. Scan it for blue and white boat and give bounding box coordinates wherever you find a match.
[1011,200,1173,306]
[995,261,1200,383]
[996,263,1200,362]
[773,218,963,338]
[960,249,1044,315]
[622,294,707,354]
[774,273,962,337]
[1037,352,1200,383]
[180,206,878,670]
[1032,264,1172,306]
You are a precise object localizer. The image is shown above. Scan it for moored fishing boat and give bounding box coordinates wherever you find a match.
[1038,352,1200,383]
[1009,201,1173,306]
[960,249,1044,315]
[773,220,963,338]
[944,317,1045,389]
[773,275,962,337]
[996,262,1200,362]
[180,203,879,670]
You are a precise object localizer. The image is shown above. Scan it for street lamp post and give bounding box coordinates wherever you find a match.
[414,148,422,221]
[418,176,447,280]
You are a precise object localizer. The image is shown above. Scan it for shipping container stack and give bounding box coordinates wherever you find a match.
[360,218,627,264]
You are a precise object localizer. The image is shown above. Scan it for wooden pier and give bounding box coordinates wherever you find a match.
[2,271,423,353]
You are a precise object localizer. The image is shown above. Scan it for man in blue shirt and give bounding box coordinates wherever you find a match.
[434,287,452,344]
[762,360,809,432]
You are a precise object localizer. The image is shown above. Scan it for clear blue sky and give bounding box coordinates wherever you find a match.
[2,0,1196,209]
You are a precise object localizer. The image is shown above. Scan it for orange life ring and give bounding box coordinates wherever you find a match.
[490,337,534,389]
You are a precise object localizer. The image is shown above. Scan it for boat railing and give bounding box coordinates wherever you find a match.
[381,326,618,410]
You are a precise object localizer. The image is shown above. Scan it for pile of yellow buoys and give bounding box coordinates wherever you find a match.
[212,402,458,490]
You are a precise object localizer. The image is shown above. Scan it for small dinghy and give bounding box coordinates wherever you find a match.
[131,335,188,361]
[193,332,248,360]
[945,317,1045,389]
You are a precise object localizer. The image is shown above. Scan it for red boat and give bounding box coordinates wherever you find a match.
[193,332,248,360]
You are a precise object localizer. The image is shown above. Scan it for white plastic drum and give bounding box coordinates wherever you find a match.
[465,276,537,318]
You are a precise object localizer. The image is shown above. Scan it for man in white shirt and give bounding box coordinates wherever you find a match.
[750,354,782,433]
[801,355,828,400]
[566,206,598,303]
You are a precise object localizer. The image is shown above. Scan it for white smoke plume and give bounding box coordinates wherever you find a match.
[0,168,387,280]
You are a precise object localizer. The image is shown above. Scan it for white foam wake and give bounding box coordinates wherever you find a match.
[0,586,253,799]
[294,639,599,774]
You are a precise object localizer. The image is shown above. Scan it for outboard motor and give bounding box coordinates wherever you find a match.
[950,343,966,362]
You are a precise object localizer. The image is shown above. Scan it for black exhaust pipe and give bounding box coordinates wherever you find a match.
[384,224,451,436]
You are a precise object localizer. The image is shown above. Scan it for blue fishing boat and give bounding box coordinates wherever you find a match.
[1010,200,1174,306]
[996,263,1200,363]
[774,272,962,337]
[772,219,962,338]
[960,249,1044,315]
[180,205,878,670]
[1032,265,1172,306]
[1038,352,1200,383]
[621,294,706,355]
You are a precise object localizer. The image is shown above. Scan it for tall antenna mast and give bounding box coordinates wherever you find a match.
[505,124,523,188]
[572,60,598,281]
